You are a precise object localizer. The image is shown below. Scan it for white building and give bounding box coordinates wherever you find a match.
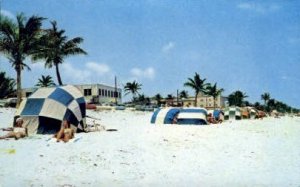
[75,84,122,104]
[22,84,122,104]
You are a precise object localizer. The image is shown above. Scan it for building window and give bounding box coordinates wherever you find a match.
[108,90,111,97]
[26,92,32,97]
[84,89,92,96]
[105,90,107,97]
[101,89,105,96]
[119,92,121,98]
[98,89,102,96]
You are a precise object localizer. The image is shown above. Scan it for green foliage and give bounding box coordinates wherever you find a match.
[228,90,248,107]
[32,21,87,85]
[153,93,162,106]
[133,94,150,105]
[184,72,209,106]
[0,13,45,106]
[124,81,142,101]
[35,75,56,87]
[0,72,16,99]
[261,92,270,106]
[206,83,224,108]
[179,90,188,99]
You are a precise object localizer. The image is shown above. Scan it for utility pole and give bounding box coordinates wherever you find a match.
[114,76,118,105]
[177,89,179,106]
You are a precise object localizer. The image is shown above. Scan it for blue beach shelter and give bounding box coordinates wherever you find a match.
[177,107,208,125]
[151,107,180,124]
[15,85,86,134]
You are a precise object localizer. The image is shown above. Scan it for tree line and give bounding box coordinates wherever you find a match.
[124,72,299,113]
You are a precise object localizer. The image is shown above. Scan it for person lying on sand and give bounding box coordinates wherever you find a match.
[0,118,28,140]
[53,120,75,143]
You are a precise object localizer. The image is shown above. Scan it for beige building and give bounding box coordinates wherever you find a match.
[196,94,227,109]
[179,93,227,109]
[154,93,227,109]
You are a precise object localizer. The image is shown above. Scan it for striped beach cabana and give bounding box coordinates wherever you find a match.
[15,85,86,134]
[177,107,208,125]
[224,107,242,120]
[249,108,258,119]
[150,107,180,124]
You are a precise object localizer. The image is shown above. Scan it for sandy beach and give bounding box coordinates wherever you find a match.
[0,108,300,186]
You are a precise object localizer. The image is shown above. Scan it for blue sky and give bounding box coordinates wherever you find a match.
[1,0,300,107]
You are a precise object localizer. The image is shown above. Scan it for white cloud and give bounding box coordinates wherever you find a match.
[31,62,45,70]
[162,42,175,53]
[130,67,155,80]
[86,62,110,75]
[237,3,280,14]
[60,61,113,84]
[62,63,92,84]
[0,9,15,19]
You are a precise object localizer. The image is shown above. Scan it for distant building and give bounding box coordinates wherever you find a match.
[195,92,227,109]
[22,87,38,98]
[151,92,227,109]
[75,84,122,104]
[22,83,122,104]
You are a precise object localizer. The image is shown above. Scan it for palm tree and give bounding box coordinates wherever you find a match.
[35,75,56,87]
[267,99,276,112]
[184,72,208,106]
[124,81,142,101]
[228,90,248,107]
[154,93,162,106]
[261,92,270,106]
[206,83,224,109]
[32,21,87,85]
[179,90,188,99]
[0,13,45,107]
[166,94,174,106]
[0,72,16,99]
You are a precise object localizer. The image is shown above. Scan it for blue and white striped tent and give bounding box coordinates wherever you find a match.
[151,107,207,125]
[177,108,208,125]
[15,85,86,134]
[150,107,180,124]
[224,107,242,120]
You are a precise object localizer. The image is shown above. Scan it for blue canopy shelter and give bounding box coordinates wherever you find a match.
[151,107,180,124]
[151,107,207,125]
[177,108,208,125]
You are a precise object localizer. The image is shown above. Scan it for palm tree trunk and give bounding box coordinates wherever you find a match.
[55,64,63,85]
[213,97,216,109]
[16,66,22,108]
[195,92,198,107]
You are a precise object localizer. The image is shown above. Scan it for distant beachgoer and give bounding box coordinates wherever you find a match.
[172,114,179,124]
[207,113,218,124]
[218,111,224,124]
[0,118,28,140]
[54,120,75,143]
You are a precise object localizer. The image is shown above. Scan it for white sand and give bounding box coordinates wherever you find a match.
[0,108,300,186]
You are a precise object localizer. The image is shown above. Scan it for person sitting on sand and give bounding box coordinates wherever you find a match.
[0,118,28,140]
[207,113,218,124]
[54,120,75,143]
